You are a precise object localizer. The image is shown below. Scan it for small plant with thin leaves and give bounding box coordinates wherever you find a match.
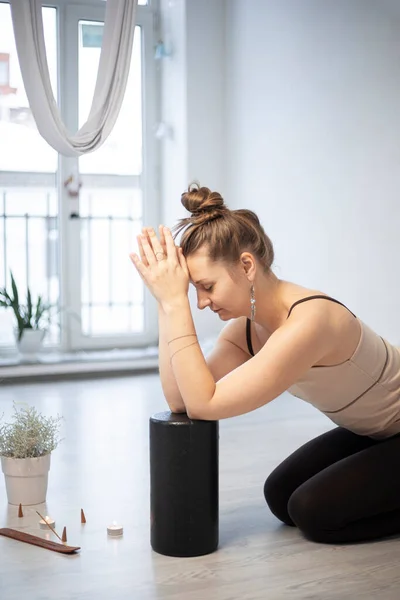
[0,270,53,341]
[0,403,63,459]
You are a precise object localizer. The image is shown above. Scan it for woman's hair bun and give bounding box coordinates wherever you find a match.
[181,182,227,221]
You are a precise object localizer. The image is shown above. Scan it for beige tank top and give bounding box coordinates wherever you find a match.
[246,296,400,439]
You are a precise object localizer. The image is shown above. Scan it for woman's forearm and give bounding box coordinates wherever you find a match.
[163,298,216,418]
[158,304,187,413]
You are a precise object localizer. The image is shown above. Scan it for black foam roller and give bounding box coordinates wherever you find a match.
[149,411,219,557]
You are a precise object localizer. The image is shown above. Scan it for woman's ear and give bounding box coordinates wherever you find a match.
[239,252,256,282]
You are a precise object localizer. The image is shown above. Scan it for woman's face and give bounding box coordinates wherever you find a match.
[186,247,251,320]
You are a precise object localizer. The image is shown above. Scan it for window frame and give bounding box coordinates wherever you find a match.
[0,0,161,353]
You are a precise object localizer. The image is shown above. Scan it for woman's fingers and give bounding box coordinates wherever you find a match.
[159,224,181,258]
[147,227,166,260]
[177,247,188,274]
[137,234,149,267]
[158,225,168,255]
[136,225,179,266]
[140,232,158,266]
[129,253,147,283]
[159,224,183,259]
[163,226,178,262]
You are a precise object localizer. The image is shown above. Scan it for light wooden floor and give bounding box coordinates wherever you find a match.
[1,373,400,600]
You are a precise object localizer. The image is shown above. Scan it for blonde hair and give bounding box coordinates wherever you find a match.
[172,182,275,270]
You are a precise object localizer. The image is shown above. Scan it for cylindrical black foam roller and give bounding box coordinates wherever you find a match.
[149,411,219,557]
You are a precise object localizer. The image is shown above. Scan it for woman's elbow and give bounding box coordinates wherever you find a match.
[186,406,217,421]
[169,405,186,414]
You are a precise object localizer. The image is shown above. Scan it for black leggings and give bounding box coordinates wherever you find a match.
[264,427,400,544]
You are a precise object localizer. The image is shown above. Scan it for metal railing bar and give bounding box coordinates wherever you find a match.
[0,214,141,222]
[88,193,92,335]
[46,193,51,303]
[2,191,6,285]
[109,216,113,306]
[82,302,142,307]
[25,213,29,289]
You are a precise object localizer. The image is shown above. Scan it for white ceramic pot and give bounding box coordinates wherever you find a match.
[1,454,51,505]
[15,329,45,359]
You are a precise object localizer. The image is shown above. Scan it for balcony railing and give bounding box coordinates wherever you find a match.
[0,176,144,349]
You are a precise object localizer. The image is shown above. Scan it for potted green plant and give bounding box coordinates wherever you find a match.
[0,270,53,356]
[0,403,63,505]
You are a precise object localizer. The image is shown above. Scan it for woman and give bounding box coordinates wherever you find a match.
[130,183,400,545]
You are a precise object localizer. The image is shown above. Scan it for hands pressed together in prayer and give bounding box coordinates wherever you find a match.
[129,225,190,310]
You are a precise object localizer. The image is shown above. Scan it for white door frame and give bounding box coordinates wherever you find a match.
[57,2,159,351]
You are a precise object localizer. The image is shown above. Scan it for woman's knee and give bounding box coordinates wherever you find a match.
[287,485,334,542]
[263,468,295,526]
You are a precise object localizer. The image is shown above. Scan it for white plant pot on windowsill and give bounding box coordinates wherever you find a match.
[15,329,46,359]
[1,453,51,505]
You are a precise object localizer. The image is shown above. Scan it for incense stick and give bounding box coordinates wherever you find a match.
[0,529,80,554]
[35,511,63,542]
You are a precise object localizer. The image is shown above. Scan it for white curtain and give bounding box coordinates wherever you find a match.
[9,0,138,157]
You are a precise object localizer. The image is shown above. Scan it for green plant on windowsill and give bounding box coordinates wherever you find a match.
[0,270,53,342]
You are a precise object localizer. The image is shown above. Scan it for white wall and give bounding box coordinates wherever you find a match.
[158,0,187,229]
[185,0,226,188]
[159,0,226,340]
[225,0,400,343]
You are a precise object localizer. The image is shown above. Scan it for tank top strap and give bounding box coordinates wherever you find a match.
[246,295,356,356]
[287,295,357,319]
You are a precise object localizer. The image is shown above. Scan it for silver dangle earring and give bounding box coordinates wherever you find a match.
[250,284,256,322]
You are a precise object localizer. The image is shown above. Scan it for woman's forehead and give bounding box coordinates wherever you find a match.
[186,252,220,281]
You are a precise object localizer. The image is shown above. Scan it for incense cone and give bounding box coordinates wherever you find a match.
[18,504,23,518]
[81,509,86,524]
[62,527,67,543]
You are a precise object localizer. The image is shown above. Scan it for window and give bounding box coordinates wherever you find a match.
[0,0,158,353]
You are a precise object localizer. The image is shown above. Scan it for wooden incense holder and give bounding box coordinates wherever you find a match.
[0,528,80,554]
